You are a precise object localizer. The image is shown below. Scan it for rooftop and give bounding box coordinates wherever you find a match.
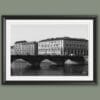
[15,41,37,44]
[39,37,88,42]
[15,40,27,44]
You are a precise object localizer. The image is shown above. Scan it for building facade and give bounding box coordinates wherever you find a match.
[38,37,88,56]
[64,38,88,56]
[38,38,64,55]
[14,41,38,55]
[14,41,27,55]
[26,42,38,55]
[11,37,88,56]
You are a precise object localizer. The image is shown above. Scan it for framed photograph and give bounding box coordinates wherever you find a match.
[2,15,97,85]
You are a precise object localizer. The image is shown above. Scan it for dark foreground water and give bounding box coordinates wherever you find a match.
[11,59,88,76]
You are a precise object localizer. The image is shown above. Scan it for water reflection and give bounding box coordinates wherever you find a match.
[11,59,88,76]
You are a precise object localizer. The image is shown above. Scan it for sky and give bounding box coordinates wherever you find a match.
[11,21,89,46]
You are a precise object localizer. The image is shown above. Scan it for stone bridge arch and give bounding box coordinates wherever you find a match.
[11,55,85,66]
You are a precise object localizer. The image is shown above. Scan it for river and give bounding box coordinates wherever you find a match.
[11,59,88,76]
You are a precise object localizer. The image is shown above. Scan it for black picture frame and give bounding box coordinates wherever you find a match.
[1,15,97,85]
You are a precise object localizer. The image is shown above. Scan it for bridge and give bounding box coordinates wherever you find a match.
[11,55,86,68]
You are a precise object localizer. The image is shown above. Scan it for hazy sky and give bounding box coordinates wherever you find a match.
[11,22,89,46]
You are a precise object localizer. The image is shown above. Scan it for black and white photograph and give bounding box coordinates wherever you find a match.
[2,15,96,84]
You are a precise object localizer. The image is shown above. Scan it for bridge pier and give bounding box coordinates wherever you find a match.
[56,61,65,67]
[63,65,73,75]
[29,61,42,69]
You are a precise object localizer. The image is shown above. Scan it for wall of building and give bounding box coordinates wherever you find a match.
[13,41,38,55]
[38,40,64,55]
[12,38,88,56]
[27,42,38,55]
[38,38,88,56]
[14,41,27,55]
[64,39,88,56]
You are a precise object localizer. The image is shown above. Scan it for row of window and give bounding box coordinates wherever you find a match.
[40,40,62,44]
[64,50,88,55]
[38,52,61,55]
[38,47,62,50]
[65,44,87,48]
[38,44,62,48]
[64,40,87,44]
[39,43,87,48]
